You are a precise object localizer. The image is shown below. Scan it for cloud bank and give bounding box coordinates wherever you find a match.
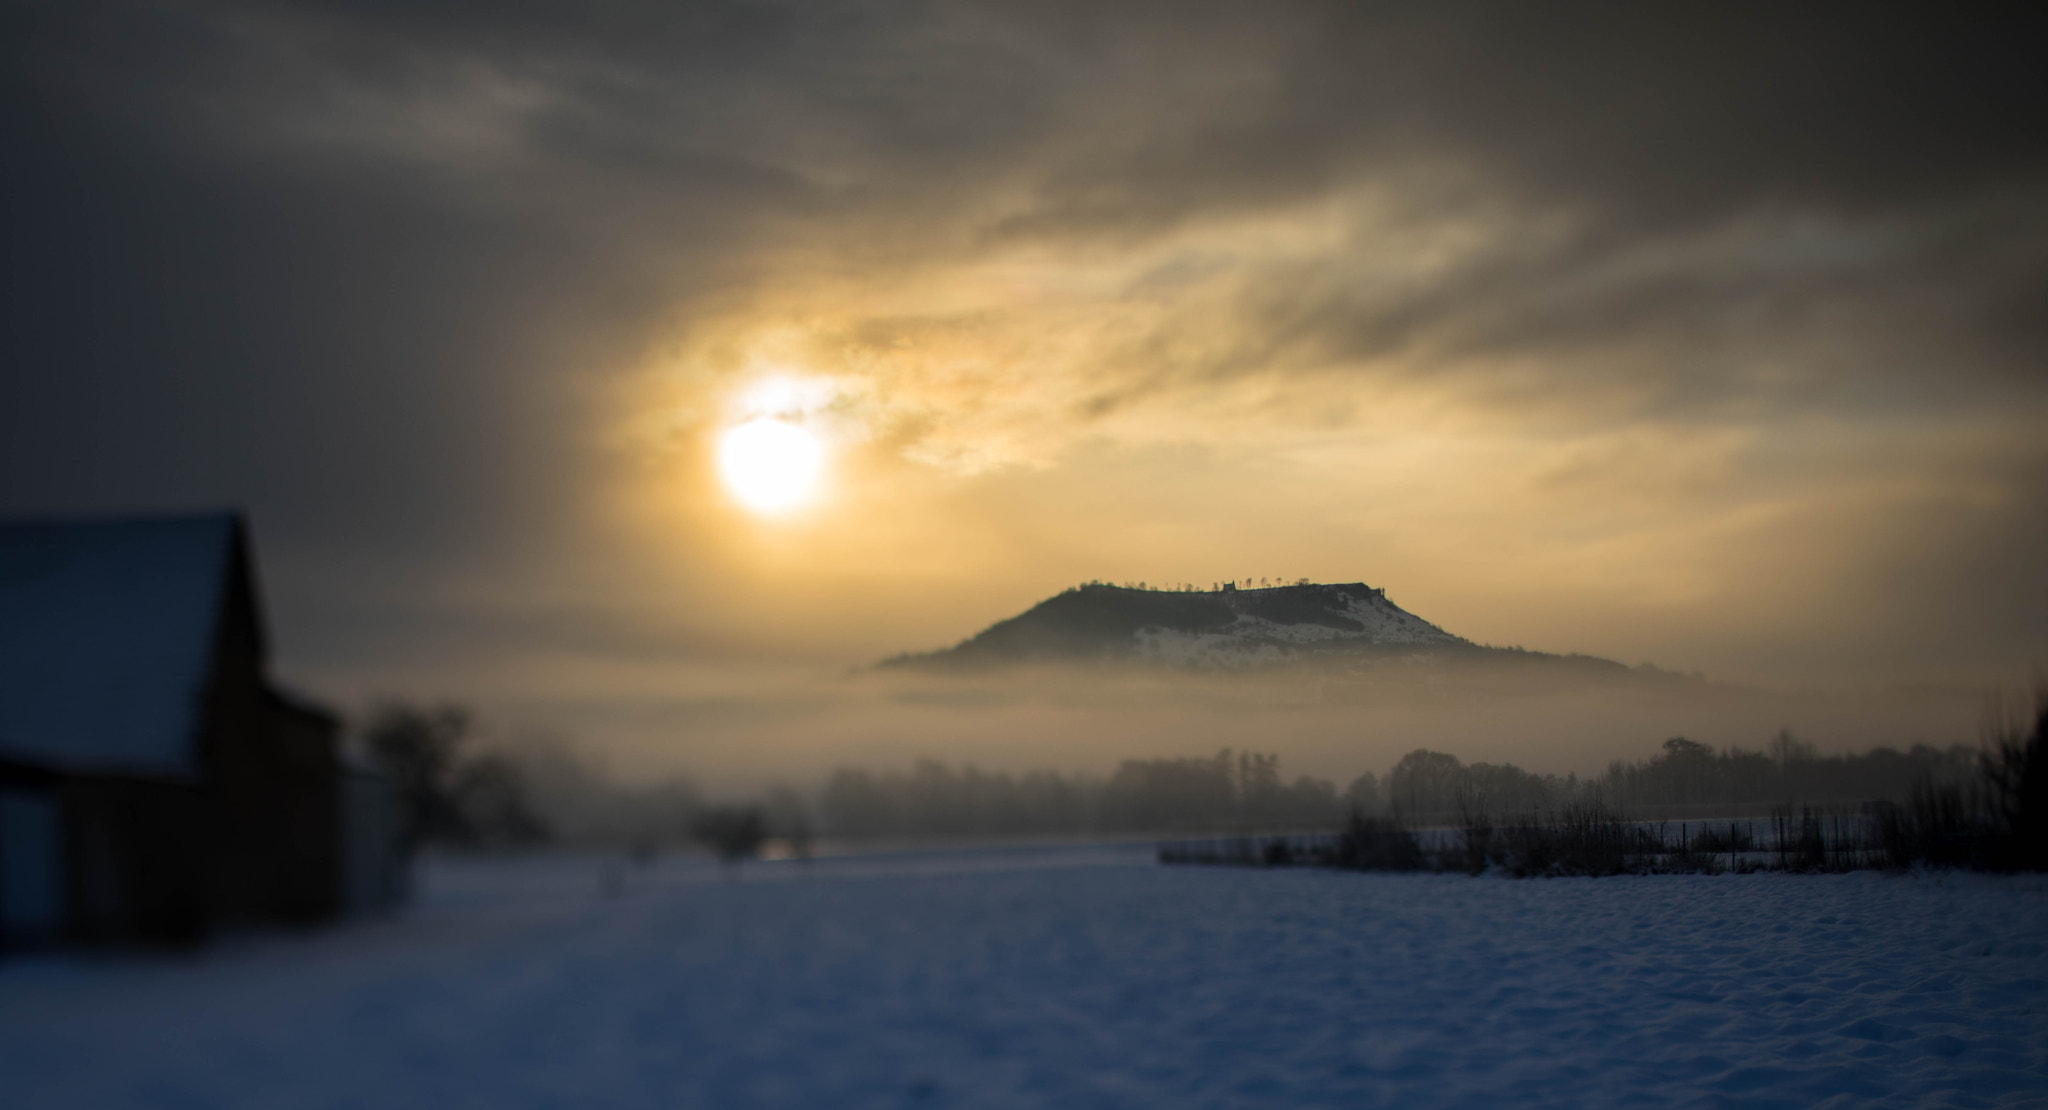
[3,1,2043,779]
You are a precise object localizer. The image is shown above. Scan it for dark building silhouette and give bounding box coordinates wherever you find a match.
[0,513,400,948]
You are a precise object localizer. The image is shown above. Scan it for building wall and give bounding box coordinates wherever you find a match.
[65,776,206,945]
[268,695,343,923]
[0,782,67,947]
[194,541,277,928]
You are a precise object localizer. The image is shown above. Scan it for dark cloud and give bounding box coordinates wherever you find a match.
[2,0,2044,728]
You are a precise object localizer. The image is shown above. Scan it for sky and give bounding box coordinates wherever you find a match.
[4,2,2045,783]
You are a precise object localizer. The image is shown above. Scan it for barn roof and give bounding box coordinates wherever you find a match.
[0,512,252,779]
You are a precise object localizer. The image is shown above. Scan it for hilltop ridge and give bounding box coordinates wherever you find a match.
[887,581,1503,669]
[884,581,1682,681]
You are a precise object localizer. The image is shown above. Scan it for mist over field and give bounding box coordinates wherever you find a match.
[613,665,1976,791]
[391,578,2014,797]
[458,653,1989,828]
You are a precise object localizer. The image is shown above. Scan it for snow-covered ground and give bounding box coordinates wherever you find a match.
[2,845,2044,1108]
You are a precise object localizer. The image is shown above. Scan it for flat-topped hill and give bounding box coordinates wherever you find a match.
[884,581,1517,669]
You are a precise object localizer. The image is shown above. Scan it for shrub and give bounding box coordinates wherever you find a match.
[1499,814,1555,877]
[1552,802,1639,876]
[1771,806,1829,872]
[1457,800,1496,875]
[691,806,768,865]
[1691,822,1754,854]
[1332,811,1426,871]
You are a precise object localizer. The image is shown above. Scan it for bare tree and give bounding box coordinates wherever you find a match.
[362,702,551,853]
[362,703,472,855]
[691,806,768,873]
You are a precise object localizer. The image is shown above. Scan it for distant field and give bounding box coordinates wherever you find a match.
[2,847,2044,1108]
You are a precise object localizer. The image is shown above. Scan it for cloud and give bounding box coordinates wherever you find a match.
[3,1,2044,773]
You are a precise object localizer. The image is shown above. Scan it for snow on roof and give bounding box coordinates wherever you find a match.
[0,513,244,779]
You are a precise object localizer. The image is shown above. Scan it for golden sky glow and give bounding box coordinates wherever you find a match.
[5,3,2045,784]
[718,418,824,514]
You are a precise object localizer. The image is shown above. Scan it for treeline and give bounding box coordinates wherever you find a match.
[360,703,801,856]
[820,751,1353,839]
[1172,693,2048,875]
[362,704,553,854]
[360,700,2013,852]
[814,734,1983,840]
[1367,734,1981,822]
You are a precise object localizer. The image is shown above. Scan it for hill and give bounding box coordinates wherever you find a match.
[884,581,1648,675]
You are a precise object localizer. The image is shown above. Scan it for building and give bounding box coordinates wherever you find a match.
[0,512,401,948]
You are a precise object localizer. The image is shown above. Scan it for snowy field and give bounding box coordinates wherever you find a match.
[2,846,2045,1109]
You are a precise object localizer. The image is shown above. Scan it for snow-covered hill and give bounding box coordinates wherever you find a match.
[890,581,1486,669]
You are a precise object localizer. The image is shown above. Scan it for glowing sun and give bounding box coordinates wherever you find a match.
[718,418,825,513]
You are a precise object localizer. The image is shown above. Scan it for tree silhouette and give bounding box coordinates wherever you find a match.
[691,806,768,871]
[362,703,473,855]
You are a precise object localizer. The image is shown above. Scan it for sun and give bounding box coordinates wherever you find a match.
[718,418,825,513]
